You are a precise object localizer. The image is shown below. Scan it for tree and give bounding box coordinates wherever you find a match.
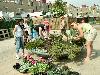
[49,0,66,18]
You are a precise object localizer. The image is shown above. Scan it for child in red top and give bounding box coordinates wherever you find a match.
[42,18,52,38]
[42,18,51,32]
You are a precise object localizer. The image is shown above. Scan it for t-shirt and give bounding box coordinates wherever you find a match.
[15,25,23,37]
[81,23,92,33]
[24,23,31,35]
[43,20,50,31]
[34,24,45,33]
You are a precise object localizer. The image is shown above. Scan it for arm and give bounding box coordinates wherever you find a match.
[39,27,43,37]
[60,20,65,29]
[77,25,84,38]
[13,25,17,35]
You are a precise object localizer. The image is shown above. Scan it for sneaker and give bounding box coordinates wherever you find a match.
[16,54,20,59]
[20,53,24,58]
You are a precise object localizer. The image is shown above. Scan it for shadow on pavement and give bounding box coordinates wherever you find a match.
[91,49,100,60]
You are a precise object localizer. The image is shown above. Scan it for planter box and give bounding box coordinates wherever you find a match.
[31,48,49,59]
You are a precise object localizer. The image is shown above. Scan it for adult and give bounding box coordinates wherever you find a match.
[23,18,31,43]
[60,16,65,30]
[13,19,24,59]
[34,21,47,39]
[60,16,68,41]
[70,21,97,63]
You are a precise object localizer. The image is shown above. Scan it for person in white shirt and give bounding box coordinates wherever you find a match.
[13,19,24,59]
[23,19,31,43]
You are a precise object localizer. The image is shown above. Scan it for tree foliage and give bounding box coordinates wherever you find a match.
[49,0,66,18]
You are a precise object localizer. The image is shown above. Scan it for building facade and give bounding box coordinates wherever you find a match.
[0,0,50,13]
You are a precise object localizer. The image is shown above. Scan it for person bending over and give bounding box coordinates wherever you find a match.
[70,21,97,63]
[34,24,48,39]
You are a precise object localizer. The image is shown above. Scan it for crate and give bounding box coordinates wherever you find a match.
[0,29,9,40]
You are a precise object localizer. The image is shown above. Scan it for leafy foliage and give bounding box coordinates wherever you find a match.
[29,62,49,75]
[25,34,84,61]
[0,19,16,29]
[49,0,66,18]
[47,65,79,75]
[13,50,80,75]
[48,34,82,60]
[25,38,45,50]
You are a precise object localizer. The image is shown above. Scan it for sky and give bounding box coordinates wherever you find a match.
[46,0,100,7]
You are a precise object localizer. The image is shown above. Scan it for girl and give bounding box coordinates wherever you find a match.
[70,21,97,63]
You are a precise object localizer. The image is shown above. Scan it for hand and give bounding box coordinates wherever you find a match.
[73,37,80,40]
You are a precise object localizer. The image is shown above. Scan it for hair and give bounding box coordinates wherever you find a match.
[24,19,28,23]
[68,19,76,25]
[61,16,65,20]
[82,17,89,23]
[67,18,77,29]
[16,20,20,25]
[77,17,89,23]
[27,14,30,18]
[15,19,24,25]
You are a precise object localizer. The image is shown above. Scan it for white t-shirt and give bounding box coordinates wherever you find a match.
[24,23,31,35]
[15,25,23,37]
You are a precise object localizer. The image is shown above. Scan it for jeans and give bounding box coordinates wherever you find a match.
[16,37,24,53]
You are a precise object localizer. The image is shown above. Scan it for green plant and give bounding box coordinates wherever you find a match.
[46,65,79,75]
[18,62,31,73]
[65,43,81,60]
[48,34,82,61]
[25,34,84,61]
[25,38,44,50]
[29,62,49,75]
[49,0,66,18]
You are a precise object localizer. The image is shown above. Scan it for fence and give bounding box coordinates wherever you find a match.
[0,29,9,40]
[32,17,76,30]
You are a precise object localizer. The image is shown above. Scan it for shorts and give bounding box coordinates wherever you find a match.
[84,29,97,41]
[16,37,24,53]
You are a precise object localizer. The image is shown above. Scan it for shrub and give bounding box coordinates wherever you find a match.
[25,34,84,61]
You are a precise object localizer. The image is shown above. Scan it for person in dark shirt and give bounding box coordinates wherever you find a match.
[34,24,47,38]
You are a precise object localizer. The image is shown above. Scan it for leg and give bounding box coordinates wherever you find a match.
[16,37,20,59]
[91,44,93,53]
[84,41,93,63]
[20,37,24,56]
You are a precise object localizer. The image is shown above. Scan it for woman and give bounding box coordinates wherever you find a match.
[33,20,48,39]
[70,21,97,63]
[13,19,24,59]
[60,16,68,41]
[60,16,65,33]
